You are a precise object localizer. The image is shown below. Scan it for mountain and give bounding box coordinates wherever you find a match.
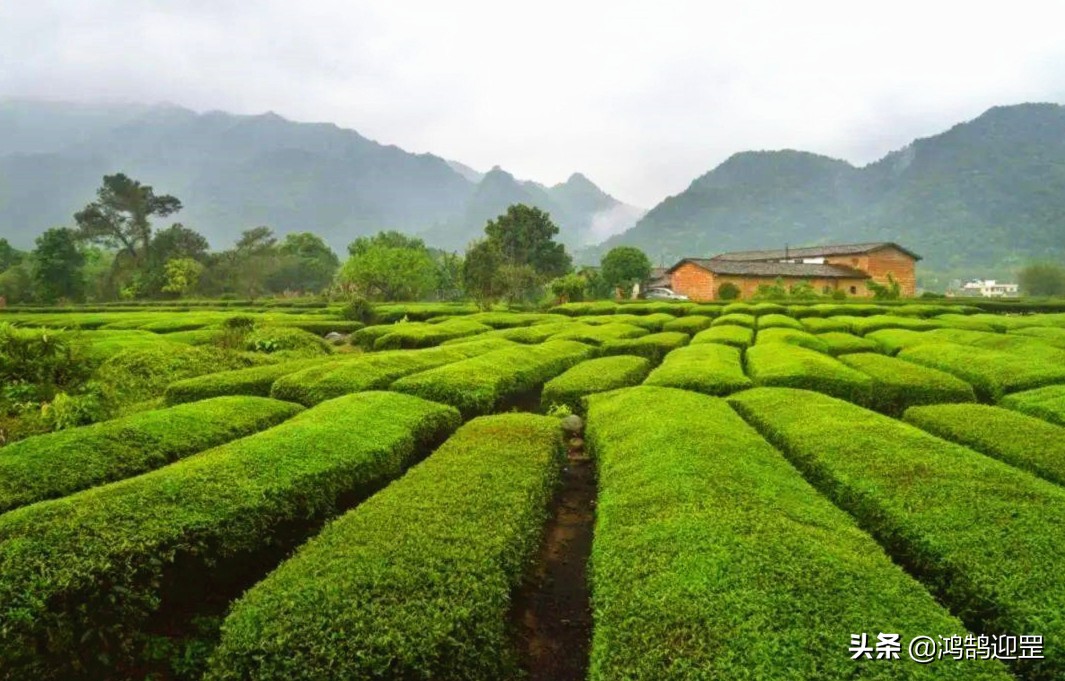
[599,103,1065,277]
[0,100,643,254]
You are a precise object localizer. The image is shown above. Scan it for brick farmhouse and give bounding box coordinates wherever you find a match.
[666,242,920,301]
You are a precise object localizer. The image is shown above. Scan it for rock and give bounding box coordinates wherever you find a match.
[569,437,584,450]
[324,332,347,344]
[560,414,583,435]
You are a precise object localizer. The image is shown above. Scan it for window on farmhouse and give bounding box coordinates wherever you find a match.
[849,286,857,294]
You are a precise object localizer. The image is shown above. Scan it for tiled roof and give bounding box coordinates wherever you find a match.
[670,258,870,279]
[711,242,922,261]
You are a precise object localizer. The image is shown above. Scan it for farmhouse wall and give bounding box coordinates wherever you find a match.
[825,246,917,296]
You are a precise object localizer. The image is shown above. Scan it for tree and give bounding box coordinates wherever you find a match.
[866,273,902,300]
[161,258,205,297]
[348,231,427,257]
[0,239,24,273]
[483,205,571,278]
[432,250,464,301]
[32,228,85,302]
[753,277,788,300]
[336,242,438,301]
[271,232,340,293]
[73,174,182,263]
[146,224,210,296]
[235,226,278,256]
[1018,262,1065,297]
[600,246,651,297]
[462,239,506,308]
[0,264,33,304]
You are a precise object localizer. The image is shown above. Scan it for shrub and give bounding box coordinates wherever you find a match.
[548,322,649,345]
[1000,385,1065,426]
[865,328,943,355]
[624,312,677,331]
[745,343,872,405]
[904,404,1065,486]
[748,302,787,316]
[710,312,755,328]
[839,352,976,415]
[755,327,830,353]
[717,282,740,300]
[661,315,713,334]
[340,296,375,323]
[728,386,1065,680]
[271,339,516,406]
[391,340,595,418]
[689,324,754,348]
[898,343,1065,402]
[205,414,562,681]
[585,386,1007,681]
[164,357,341,404]
[684,303,722,317]
[273,320,365,336]
[643,343,752,395]
[800,316,853,333]
[450,321,574,345]
[373,319,490,350]
[243,326,333,356]
[541,355,652,413]
[0,323,91,403]
[1009,326,1065,349]
[850,315,944,335]
[599,331,690,364]
[0,396,302,513]
[0,391,460,679]
[463,312,569,329]
[721,302,754,315]
[756,313,802,330]
[549,301,618,316]
[94,345,260,407]
[815,331,881,356]
[933,314,999,332]
[351,323,403,349]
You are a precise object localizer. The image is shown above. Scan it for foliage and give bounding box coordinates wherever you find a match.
[904,403,1065,486]
[599,246,651,295]
[999,384,1065,427]
[586,386,1005,681]
[689,324,754,348]
[164,357,335,404]
[717,281,740,300]
[838,352,976,415]
[728,386,1065,680]
[339,295,375,323]
[0,392,460,680]
[815,331,880,356]
[0,263,33,304]
[0,396,301,513]
[161,257,205,297]
[270,232,340,293]
[1018,261,1065,297]
[0,238,24,273]
[32,227,86,302]
[391,340,595,418]
[756,313,803,330]
[643,343,751,395]
[73,173,183,263]
[710,312,755,328]
[270,339,516,406]
[866,273,902,300]
[541,355,652,414]
[206,413,561,681]
[336,235,438,301]
[745,343,873,405]
[243,326,333,356]
[660,314,713,334]
[483,204,571,279]
[462,239,507,308]
[372,319,491,350]
[898,342,1065,401]
[0,324,92,407]
[753,277,788,300]
[599,331,690,364]
[755,327,831,353]
[548,322,648,345]
[549,272,587,303]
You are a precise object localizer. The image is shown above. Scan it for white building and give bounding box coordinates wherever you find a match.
[960,280,1019,297]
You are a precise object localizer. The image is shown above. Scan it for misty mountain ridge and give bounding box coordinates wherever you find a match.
[599,102,1065,276]
[0,100,645,254]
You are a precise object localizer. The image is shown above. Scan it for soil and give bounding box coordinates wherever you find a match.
[511,437,596,681]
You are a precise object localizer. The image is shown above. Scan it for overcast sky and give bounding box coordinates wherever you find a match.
[2,0,1064,208]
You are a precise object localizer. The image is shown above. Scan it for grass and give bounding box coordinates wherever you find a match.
[904,403,1065,486]
[839,352,976,416]
[0,392,461,679]
[999,385,1065,426]
[643,343,752,395]
[745,343,873,405]
[585,386,1008,681]
[689,324,753,349]
[541,355,652,413]
[205,414,563,681]
[729,387,1065,681]
[599,331,690,364]
[898,342,1065,401]
[0,396,303,513]
[391,340,596,418]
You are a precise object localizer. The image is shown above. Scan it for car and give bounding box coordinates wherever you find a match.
[644,287,689,301]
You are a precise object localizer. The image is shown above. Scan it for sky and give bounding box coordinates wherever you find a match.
[2,0,1064,208]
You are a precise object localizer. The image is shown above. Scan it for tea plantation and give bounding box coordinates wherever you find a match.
[1,299,1064,680]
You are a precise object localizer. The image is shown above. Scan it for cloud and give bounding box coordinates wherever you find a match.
[2,0,1065,207]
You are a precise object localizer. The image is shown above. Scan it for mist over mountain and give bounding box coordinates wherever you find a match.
[0,100,644,254]
[597,103,1065,278]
